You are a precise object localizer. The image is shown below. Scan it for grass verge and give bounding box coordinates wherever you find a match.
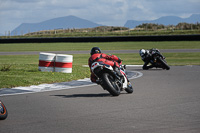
[0,52,200,89]
[0,41,200,52]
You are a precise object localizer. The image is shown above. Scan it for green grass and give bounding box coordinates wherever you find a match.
[0,41,200,89]
[0,52,200,89]
[0,54,91,88]
[0,64,90,88]
[163,53,200,65]
[0,41,200,52]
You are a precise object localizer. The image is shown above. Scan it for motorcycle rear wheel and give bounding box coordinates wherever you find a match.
[101,73,120,96]
[0,101,8,120]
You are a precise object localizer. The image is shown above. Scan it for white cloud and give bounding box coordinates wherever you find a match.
[0,0,200,34]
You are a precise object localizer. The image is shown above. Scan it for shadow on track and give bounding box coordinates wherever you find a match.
[133,68,167,71]
[51,93,111,98]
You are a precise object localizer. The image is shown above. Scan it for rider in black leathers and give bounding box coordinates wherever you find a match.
[139,48,165,70]
[139,49,154,70]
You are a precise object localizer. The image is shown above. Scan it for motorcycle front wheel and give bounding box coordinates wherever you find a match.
[101,73,120,96]
[0,101,8,120]
[157,57,170,70]
[125,82,133,94]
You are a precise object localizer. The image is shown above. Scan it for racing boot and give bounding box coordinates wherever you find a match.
[114,67,124,83]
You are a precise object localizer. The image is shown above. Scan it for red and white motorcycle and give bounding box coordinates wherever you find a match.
[0,100,8,120]
[91,62,133,96]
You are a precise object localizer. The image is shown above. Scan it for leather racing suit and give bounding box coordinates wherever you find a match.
[88,53,122,83]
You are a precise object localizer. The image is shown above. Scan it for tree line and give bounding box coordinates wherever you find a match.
[135,22,200,30]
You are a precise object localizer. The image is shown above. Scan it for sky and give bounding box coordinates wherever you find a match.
[0,0,200,35]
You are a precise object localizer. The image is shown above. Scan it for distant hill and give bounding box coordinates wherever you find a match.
[11,15,103,35]
[124,14,200,28]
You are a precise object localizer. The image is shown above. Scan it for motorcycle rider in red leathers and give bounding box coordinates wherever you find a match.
[88,47,123,84]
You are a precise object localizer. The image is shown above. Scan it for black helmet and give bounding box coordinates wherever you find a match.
[90,47,101,55]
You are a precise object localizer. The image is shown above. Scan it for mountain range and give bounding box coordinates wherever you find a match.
[124,14,200,28]
[11,14,200,35]
[11,15,102,35]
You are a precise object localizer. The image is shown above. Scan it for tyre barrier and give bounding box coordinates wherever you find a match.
[38,52,73,73]
[38,52,56,72]
[55,54,73,73]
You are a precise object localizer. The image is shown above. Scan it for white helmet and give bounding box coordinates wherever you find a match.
[139,49,146,57]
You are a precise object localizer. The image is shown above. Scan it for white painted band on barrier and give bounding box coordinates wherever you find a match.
[55,68,72,73]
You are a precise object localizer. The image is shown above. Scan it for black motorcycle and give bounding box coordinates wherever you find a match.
[150,49,170,70]
[0,100,8,120]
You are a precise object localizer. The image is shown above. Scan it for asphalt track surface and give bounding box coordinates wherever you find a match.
[0,66,200,133]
